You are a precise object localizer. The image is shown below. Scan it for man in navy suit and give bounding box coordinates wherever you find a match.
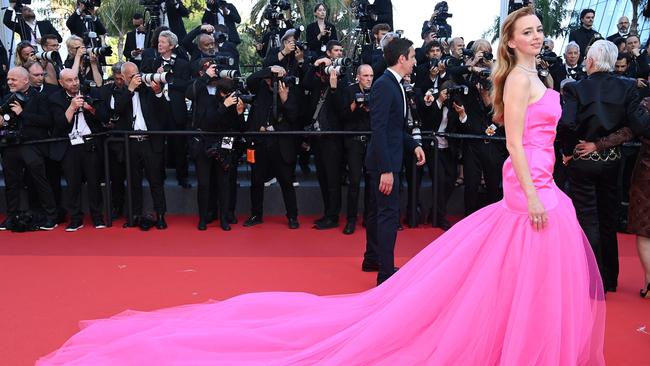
[363,37,426,285]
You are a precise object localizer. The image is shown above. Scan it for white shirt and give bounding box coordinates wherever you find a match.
[207,85,217,95]
[435,99,467,149]
[134,31,146,60]
[67,93,92,136]
[387,67,406,118]
[132,92,148,131]
[24,19,41,48]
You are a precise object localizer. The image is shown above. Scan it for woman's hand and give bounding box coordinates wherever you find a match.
[528,195,548,231]
[575,140,597,157]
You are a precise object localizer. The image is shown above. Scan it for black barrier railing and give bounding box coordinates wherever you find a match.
[3,130,643,230]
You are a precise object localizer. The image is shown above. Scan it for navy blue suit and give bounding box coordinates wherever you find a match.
[364,69,419,285]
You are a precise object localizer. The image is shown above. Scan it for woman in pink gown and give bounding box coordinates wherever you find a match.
[38,7,605,365]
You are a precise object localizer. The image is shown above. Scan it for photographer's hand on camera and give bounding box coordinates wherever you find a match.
[9,101,23,116]
[128,74,142,93]
[66,95,85,123]
[314,57,332,68]
[150,80,162,95]
[329,68,338,89]
[279,40,295,61]
[223,92,238,108]
[452,101,466,120]
[270,65,287,78]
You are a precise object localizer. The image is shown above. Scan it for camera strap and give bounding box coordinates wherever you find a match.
[311,86,330,125]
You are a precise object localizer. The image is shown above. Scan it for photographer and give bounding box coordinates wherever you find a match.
[38,34,63,85]
[263,29,307,78]
[549,41,585,92]
[113,62,169,229]
[456,39,507,215]
[14,40,36,66]
[48,68,109,231]
[443,37,489,85]
[66,0,107,39]
[243,66,300,230]
[186,61,244,231]
[146,30,192,188]
[306,3,338,58]
[156,0,190,40]
[339,64,373,234]
[414,40,447,92]
[360,23,391,78]
[63,35,103,87]
[201,0,241,45]
[184,29,237,75]
[421,1,453,41]
[303,40,349,230]
[0,67,58,231]
[123,13,146,67]
[3,4,61,48]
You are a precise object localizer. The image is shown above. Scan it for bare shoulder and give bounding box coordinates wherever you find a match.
[504,69,531,97]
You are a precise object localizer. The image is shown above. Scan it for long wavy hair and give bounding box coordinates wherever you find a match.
[491,6,537,123]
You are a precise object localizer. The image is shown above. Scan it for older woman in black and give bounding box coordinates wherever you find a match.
[186,61,244,231]
[305,3,337,58]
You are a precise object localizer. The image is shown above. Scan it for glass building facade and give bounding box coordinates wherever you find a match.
[571,0,650,41]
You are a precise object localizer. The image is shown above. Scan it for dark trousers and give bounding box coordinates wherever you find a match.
[568,158,620,288]
[1,145,56,219]
[344,137,369,221]
[553,142,569,193]
[313,136,343,220]
[26,157,65,217]
[129,140,166,215]
[364,171,400,283]
[61,143,103,222]
[463,141,507,215]
[195,151,229,221]
[432,146,456,219]
[108,145,126,213]
[167,133,189,182]
[250,143,297,218]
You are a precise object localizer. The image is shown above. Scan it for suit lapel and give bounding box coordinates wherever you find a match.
[384,69,406,121]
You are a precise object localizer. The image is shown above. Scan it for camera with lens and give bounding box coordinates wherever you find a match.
[207,56,235,67]
[207,0,228,12]
[218,69,241,79]
[12,0,32,13]
[445,85,468,107]
[539,49,559,65]
[263,0,291,21]
[477,69,492,90]
[295,40,307,51]
[85,46,113,58]
[355,92,371,105]
[0,92,28,146]
[214,31,228,44]
[79,80,102,106]
[80,0,101,11]
[428,57,440,70]
[432,1,453,38]
[140,72,173,85]
[441,56,461,68]
[354,0,378,27]
[233,90,255,104]
[433,37,452,45]
[277,75,299,85]
[461,48,474,58]
[35,50,63,65]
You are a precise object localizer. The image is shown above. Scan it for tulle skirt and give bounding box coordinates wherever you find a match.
[38,190,605,365]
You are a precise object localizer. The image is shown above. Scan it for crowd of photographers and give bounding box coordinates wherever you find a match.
[0,1,644,236]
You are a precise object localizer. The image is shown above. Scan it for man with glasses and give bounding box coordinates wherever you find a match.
[607,16,630,42]
[38,34,63,85]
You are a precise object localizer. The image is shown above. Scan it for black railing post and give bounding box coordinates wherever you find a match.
[103,137,113,227]
[408,151,418,228]
[431,137,439,228]
[123,132,134,227]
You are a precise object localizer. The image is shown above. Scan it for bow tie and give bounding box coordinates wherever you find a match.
[567,66,580,75]
[136,30,145,35]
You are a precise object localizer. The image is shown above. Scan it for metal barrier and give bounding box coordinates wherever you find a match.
[3,130,643,230]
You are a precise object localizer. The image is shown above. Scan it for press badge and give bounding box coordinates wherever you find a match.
[69,131,85,145]
[321,45,327,52]
[221,136,234,150]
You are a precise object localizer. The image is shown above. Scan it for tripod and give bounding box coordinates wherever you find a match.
[4,4,31,64]
[142,5,162,49]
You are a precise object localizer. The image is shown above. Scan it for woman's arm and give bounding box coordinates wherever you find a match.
[503,72,547,230]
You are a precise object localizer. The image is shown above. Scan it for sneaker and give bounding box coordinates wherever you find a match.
[292,181,300,187]
[0,216,15,231]
[39,220,58,231]
[93,219,107,229]
[264,177,277,187]
[65,221,84,232]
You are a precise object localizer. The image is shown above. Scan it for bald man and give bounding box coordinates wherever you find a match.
[113,62,169,229]
[607,16,630,42]
[48,68,109,231]
[340,64,374,235]
[0,67,58,231]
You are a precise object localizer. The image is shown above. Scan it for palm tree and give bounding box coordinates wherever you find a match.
[630,0,649,35]
[483,0,575,42]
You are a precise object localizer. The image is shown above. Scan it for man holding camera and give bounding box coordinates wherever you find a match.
[48,68,109,231]
[243,65,300,230]
[304,40,348,230]
[0,67,58,231]
[339,64,373,234]
[201,0,241,45]
[66,0,107,39]
[114,62,168,229]
[37,34,63,86]
[414,40,446,92]
[187,61,244,231]
[3,3,61,49]
[145,30,192,188]
[64,35,104,87]
[123,14,146,68]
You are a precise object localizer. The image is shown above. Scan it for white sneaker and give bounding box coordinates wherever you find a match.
[264,177,277,187]
[292,181,300,187]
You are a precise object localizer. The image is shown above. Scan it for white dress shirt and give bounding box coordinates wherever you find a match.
[132,92,148,131]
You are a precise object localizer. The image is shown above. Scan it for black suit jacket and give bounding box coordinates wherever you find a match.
[66,11,107,37]
[144,55,191,127]
[162,0,190,40]
[114,87,168,152]
[200,3,241,44]
[48,87,109,161]
[305,21,338,56]
[123,30,146,66]
[606,33,627,42]
[559,72,650,153]
[365,70,418,173]
[3,9,62,43]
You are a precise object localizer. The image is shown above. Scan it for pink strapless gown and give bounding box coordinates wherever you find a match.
[38,89,605,365]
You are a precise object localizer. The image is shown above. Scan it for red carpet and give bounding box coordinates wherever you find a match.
[1,216,648,365]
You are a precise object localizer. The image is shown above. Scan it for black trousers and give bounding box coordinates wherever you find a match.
[313,136,343,220]
[195,151,230,221]
[167,131,189,182]
[129,139,166,215]
[108,144,126,213]
[343,137,369,221]
[1,145,56,220]
[364,171,400,283]
[250,143,297,218]
[553,141,569,193]
[26,157,65,216]
[62,142,103,222]
[568,158,620,288]
[463,141,507,215]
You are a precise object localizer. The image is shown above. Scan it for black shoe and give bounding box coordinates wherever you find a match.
[226,213,237,225]
[313,216,327,225]
[314,218,338,230]
[155,213,168,230]
[220,222,231,231]
[436,218,452,231]
[243,215,263,227]
[361,259,379,272]
[288,217,299,229]
[397,222,404,231]
[93,218,107,229]
[65,221,83,232]
[605,284,617,293]
[39,219,58,231]
[343,220,356,235]
[197,219,207,231]
[178,179,192,189]
[0,216,15,231]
